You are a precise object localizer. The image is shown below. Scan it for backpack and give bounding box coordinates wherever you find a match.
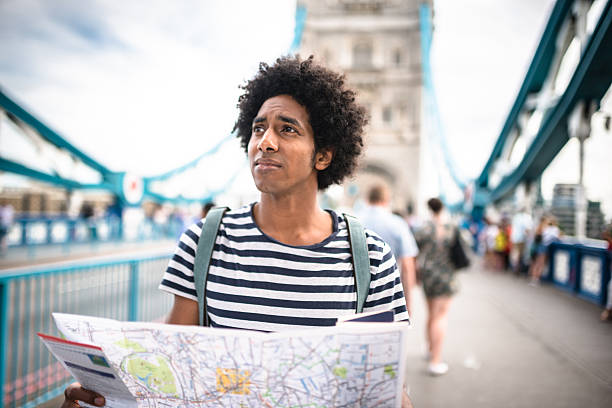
[193,207,371,326]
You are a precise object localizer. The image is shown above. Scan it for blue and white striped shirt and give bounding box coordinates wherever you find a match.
[159,204,409,331]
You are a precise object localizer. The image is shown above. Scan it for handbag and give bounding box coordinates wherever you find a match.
[449,228,470,270]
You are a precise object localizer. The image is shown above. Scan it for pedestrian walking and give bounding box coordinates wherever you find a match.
[510,207,533,275]
[357,183,419,315]
[61,55,414,407]
[0,202,14,254]
[529,215,560,285]
[414,198,461,376]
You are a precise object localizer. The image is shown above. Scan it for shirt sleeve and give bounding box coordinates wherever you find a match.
[363,233,410,323]
[398,218,419,258]
[158,222,202,301]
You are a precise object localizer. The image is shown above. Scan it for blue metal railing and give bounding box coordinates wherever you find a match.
[5,215,186,247]
[0,252,174,408]
[547,242,611,305]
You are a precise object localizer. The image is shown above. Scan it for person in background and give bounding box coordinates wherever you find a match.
[510,207,533,276]
[358,183,419,316]
[414,198,459,376]
[482,217,499,269]
[529,215,560,285]
[0,202,15,254]
[201,201,216,219]
[493,217,511,271]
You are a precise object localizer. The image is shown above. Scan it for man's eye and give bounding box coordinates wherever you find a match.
[253,125,264,133]
[282,126,297,133]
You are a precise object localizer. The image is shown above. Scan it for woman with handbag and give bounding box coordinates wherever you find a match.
[415,198,462,376]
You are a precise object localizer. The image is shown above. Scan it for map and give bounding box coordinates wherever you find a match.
[52,313,409,407]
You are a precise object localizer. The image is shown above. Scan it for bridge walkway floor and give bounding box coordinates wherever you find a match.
[405,259,612,408]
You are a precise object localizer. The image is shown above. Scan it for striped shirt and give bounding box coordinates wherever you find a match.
[159,204,409,331]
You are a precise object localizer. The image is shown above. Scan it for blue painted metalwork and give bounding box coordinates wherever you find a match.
[128,261,139,321]
[289,5,307,54]
[0,280,9,408]
[0,158,114,191]
[476,0,573,189]
[143,133,236,183]
[548,241,611,305]
[476,0,612,206]
[0,88,113,176]
[419,3,468,195]
[576,246,611,305]
[548,242,578,293]
[489,0,612,202]
[5,214,182,247]
[0,253,173,407]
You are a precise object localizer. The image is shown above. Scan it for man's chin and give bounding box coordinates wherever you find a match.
[254,181,281,194]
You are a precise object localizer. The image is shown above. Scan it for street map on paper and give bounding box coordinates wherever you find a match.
[53,313,409,408]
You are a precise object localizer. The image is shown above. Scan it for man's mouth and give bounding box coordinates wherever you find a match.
[255,159,282,169]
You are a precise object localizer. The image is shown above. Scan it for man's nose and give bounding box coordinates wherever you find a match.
[258,128,279,152]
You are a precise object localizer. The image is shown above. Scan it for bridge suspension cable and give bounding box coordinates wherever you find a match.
[418,3,469,207]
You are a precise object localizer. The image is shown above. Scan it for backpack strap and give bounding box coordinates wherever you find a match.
[343,213,371,313]
[194,206,229,326]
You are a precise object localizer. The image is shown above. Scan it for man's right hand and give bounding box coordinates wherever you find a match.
[61,383,105,407]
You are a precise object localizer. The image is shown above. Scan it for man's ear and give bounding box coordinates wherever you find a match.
[314,148,334,171]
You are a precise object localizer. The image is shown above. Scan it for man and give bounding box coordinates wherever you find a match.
[510,207,532,275]
[358,184,418,315]
[62,56,413,407]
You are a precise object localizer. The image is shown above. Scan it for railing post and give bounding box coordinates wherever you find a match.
[128,261,139,321]
[0,281,9,408]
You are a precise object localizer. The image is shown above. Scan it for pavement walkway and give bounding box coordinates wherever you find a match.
[404,259,612,408]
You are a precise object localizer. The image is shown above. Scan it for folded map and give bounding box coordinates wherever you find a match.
[40,312,410,407]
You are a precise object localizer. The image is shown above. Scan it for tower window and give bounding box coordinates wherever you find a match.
[383,106,393,123]
[353,43,372,68]
[394,50,402,66]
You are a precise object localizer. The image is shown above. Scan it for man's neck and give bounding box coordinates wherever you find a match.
[254,193,333,246]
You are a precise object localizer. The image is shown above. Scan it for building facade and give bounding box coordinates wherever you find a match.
[298,0,431,213]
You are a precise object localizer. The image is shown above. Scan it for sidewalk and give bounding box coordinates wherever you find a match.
[404,259,612,408]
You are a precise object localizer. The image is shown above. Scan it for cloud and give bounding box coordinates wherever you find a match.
[0,0,296,177]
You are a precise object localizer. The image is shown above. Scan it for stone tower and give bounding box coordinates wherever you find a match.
[298,0,430,213]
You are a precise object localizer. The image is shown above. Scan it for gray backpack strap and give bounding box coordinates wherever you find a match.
[343,213,371,313]
[194,206,229,326]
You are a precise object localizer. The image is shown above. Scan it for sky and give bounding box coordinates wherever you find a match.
[0,0,563,203]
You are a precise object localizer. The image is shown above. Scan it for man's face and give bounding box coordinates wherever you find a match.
[248,95,331,196]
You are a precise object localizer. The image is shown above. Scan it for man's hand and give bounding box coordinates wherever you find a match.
[61,383,105,407]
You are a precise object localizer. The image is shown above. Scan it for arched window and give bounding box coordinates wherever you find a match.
[394,49,402,66]
[353,43,372,68]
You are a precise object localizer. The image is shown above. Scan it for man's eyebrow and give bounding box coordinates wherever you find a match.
[278,115,301,127]
[253,117,266,124]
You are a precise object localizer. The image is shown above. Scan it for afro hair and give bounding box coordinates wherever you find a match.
[233,55,367,190]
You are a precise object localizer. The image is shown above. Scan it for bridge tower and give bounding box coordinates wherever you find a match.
[297,0,431,212]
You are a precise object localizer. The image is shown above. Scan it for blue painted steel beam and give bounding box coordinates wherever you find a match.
[0,88,114,176]
[477,0,573,188]
[0,157,116,191]
[143,133,235,182]
[489,0,612,202]
[289,5,307,54]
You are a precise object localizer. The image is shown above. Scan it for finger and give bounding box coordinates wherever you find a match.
[64,383,105,406]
